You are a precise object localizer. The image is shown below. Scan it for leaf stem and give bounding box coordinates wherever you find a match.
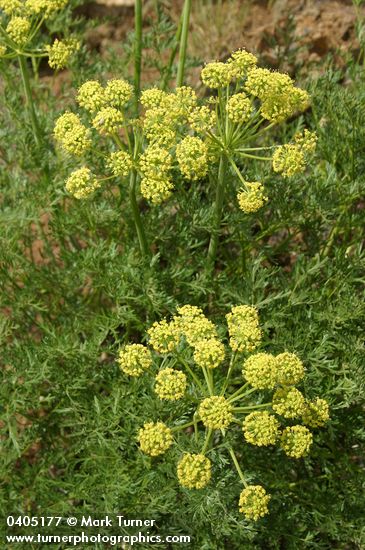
[228,445,247,487]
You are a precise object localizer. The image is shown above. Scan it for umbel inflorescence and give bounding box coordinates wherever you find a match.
[117,305,330,521]
[54,48,317,212]
[0,0,80,69]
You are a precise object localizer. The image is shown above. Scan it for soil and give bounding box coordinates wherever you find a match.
[79,0,364,76]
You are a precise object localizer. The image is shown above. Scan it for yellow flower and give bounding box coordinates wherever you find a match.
[237,182,268,213]
[193,338,225,369]
[302,398,330,428]
[54,112,91,156]
[174,305,217,346]
[139,145,172,180]
[104,78,133,109]
[92,107,124,136]
[138,422,173,456]
[243,411,280,446]
[272,144,305,177]
[6,17,30,46]
[274,352,305,386]
[226,305,262,353]
[198,396,233,429]
[175,86,197,113]
[0,0,22,16]
[65,167,100,199]
[280,425,313,458]
[118,343,152,377]
[228,48,257,78]
[294,129,318,153]
[154,368,187,401]
[77,80,106,113]
[227,93,252,124]
[272,387,306,419]
[107,150,132,178]
[46,38,80,69]
[177,453,211,489]
[140,177,174,205]
[140,87,168,109]
[188,105,216,133]
[176,136,208,181]
[25,0,68,17]
[201,61,234,88]
[239,485,270,521]
[147,318,180,354]
[243,353,277,390]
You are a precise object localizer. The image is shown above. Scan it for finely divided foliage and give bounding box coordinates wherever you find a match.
[0,1,364,548]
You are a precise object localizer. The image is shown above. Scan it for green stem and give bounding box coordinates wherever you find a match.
[220,351,237,396]
[134,0,143,116]
[176,0,191,87]
[228,387,257,405]
[228,446,247,486]
[161,10,183,90]
[233,403,271,412]
[18,55,43,149]
[201,428,213,454]
[129,169,149,258]
[202,366,213,396]
[227,382,250,402]
[171,420,196,432]
[177,354,206,395]
[207,154,227,267]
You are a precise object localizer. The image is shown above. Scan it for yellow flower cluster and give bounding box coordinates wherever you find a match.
[46,38,80,69]
[176,136,208,181]
[294,129,318,153]
[0,45,6,56]
[92,107,124,136]
[140,87,168,109]
[193,338,225,369]
[154,368,187,400]
[6,16,30,46]
[274,352,305,386]
[201,61,234,88]
[280,425,313,458]
[141,86,195,147]
[245,68,309,123]
[65,167,100,199]
[118,343,152,377]
[227,93,252,124]
[198,396,232,429]
[226,305,262,352]
[272,144,305,177]
[177,453,211,489]
[77,80,106,113]
[107,150,132,178]
[272,387,306,419]
[302,398,330,428]
[104,78,133,109]
[243,352,277,389]
[243,411,280,447]
[25,0,68,17]
[228,48,258,78]
[0,0,22,16]
[237,182,268,214]
[138,422,173,457]
[147,318,180,354]
[238,485,271,521]
[174,305,217,346]
[139,145,173,204]
[188,105,216,133]
[54,112,91,156]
